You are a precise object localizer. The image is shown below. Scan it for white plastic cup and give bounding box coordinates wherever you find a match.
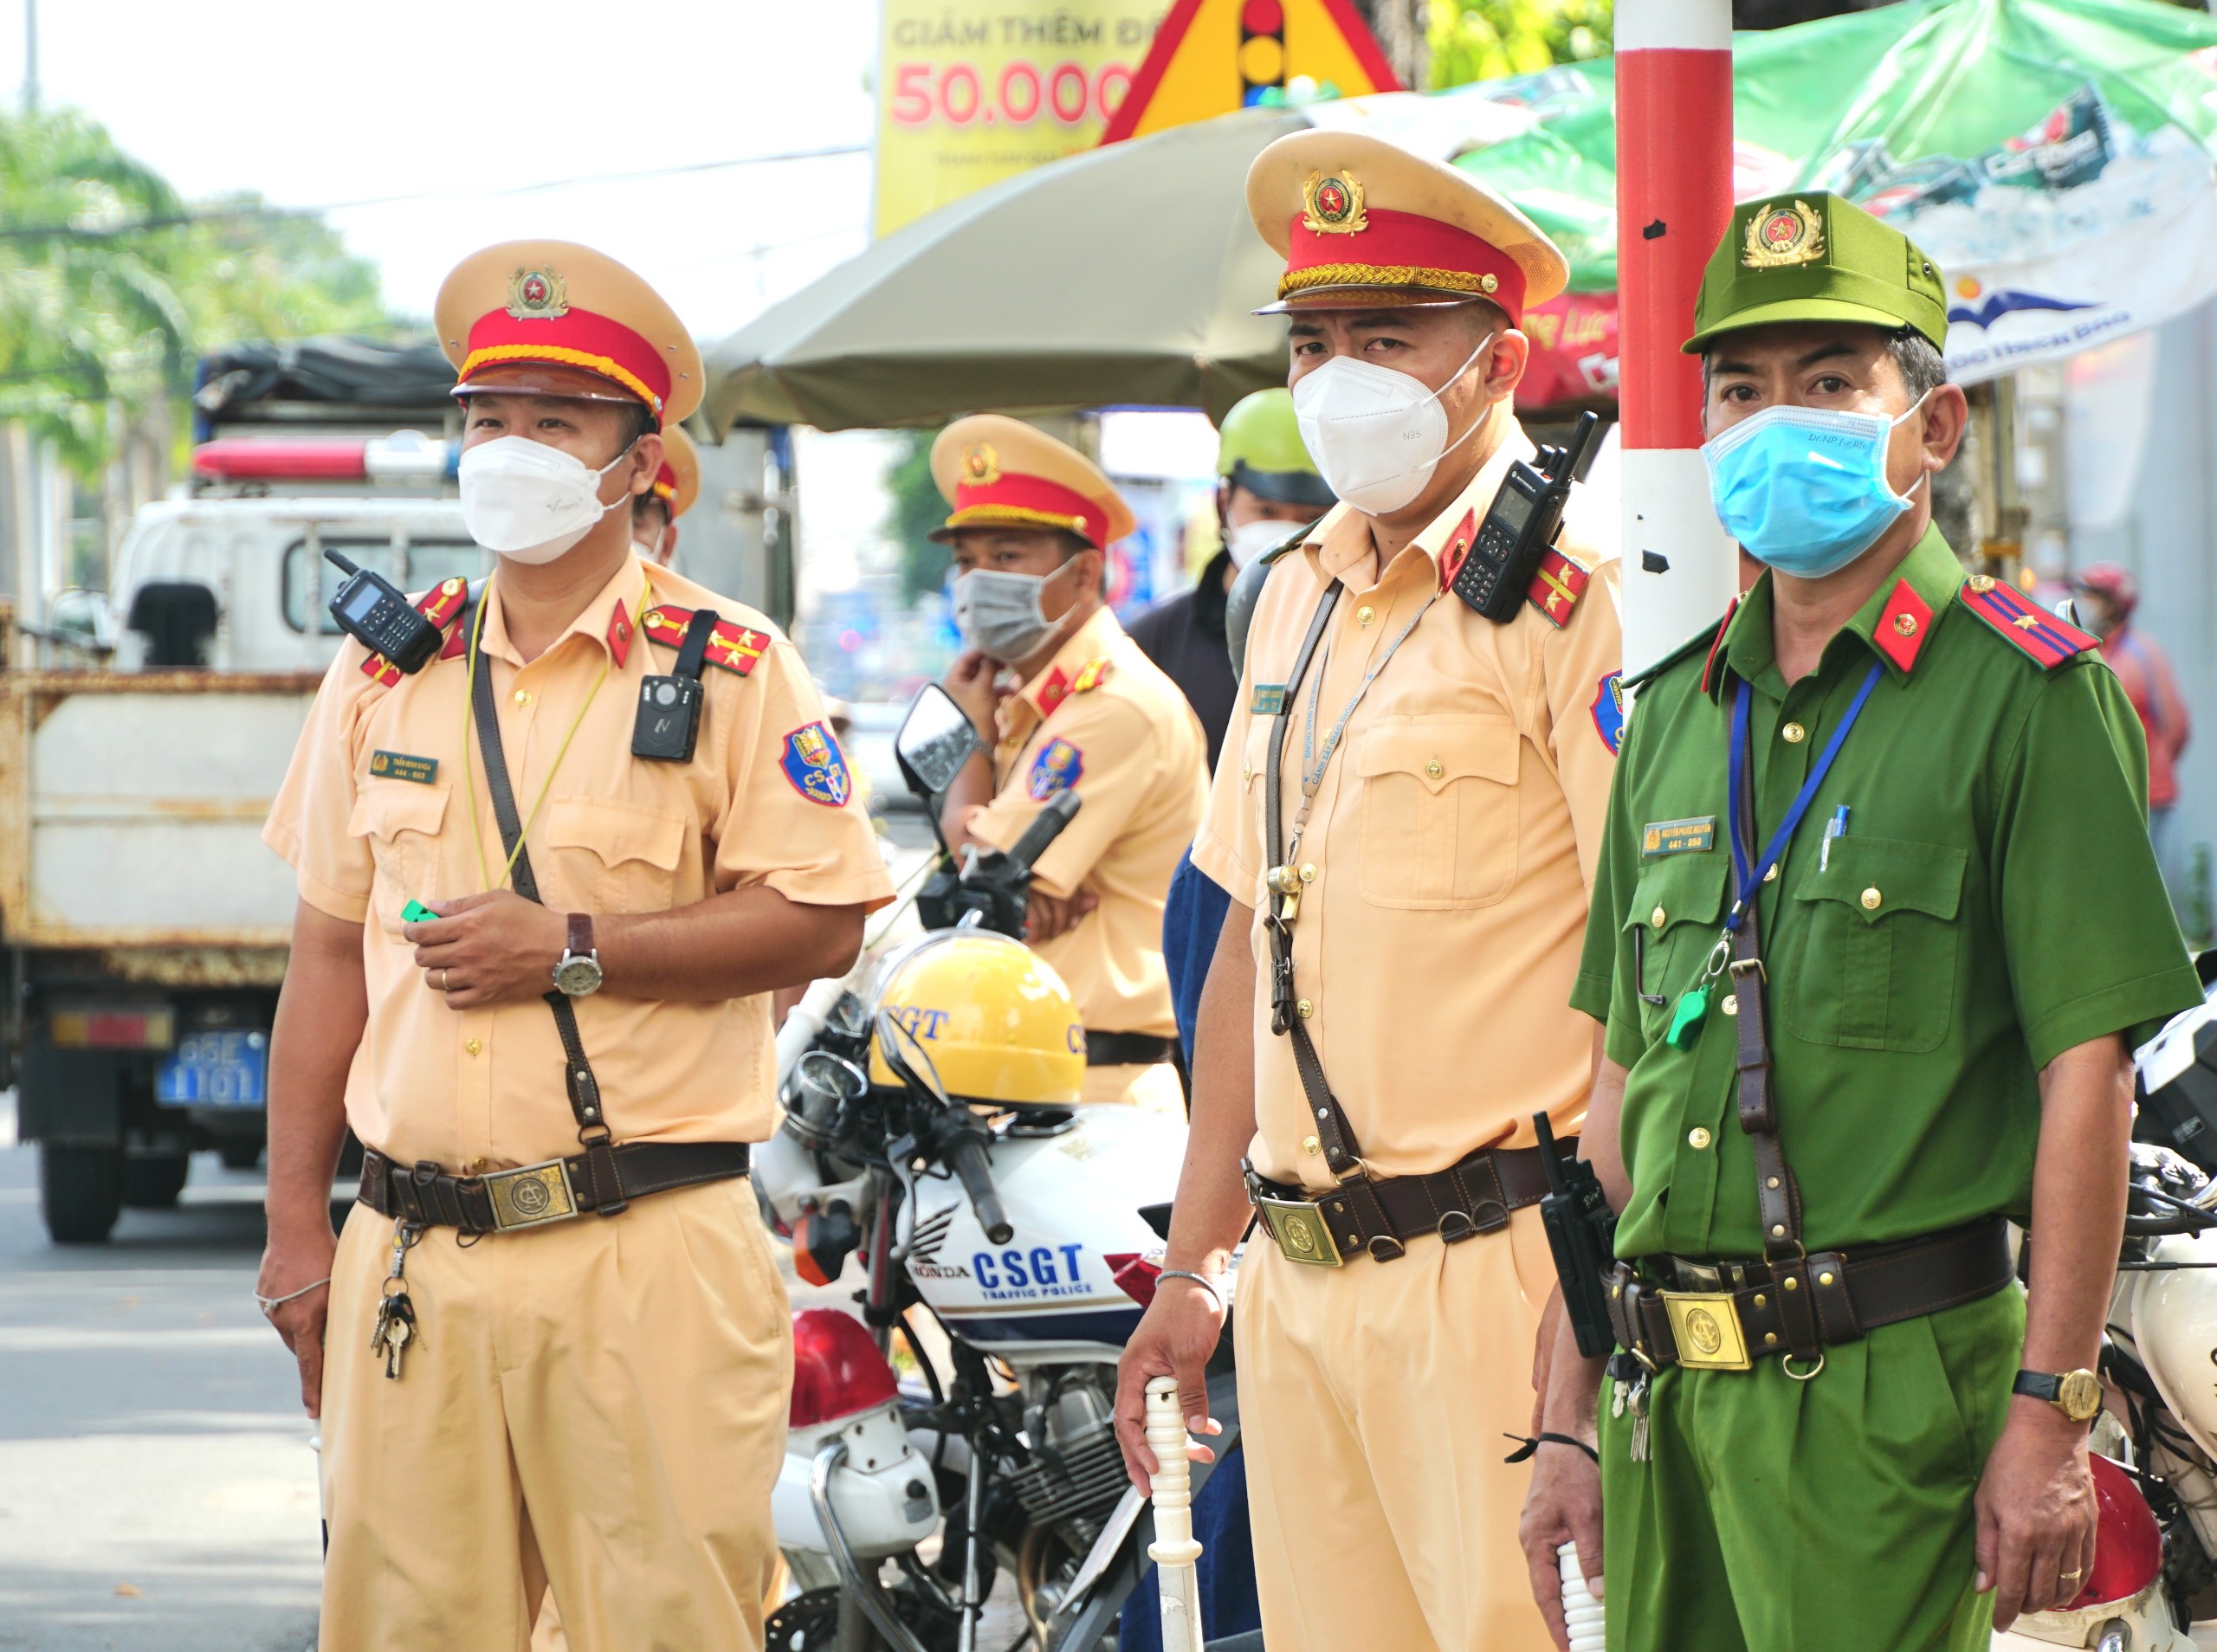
[1559,1540,1605,1652]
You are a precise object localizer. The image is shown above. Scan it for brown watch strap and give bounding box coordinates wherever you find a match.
[567,912,594,959]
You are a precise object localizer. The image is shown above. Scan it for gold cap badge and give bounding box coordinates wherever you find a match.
[961,442,1002,486]
[506,267,570,319]
[1301,171,1368,236]
[1742,200,1826,269]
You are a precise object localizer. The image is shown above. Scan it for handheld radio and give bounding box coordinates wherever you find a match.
[323,549,443,674]
[632,608,721,762]
[1450,412,1605,624]
[1534,1109,1620,1359]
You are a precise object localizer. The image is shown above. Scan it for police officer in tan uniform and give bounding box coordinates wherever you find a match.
[255,241,893,1652]
[1112,132,1622,1652]
[933,415,1210,1113]
[631,422,696,566]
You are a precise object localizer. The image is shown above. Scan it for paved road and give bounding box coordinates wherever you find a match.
[0,1097,321,1652]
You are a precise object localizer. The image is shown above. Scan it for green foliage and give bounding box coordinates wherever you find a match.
[886,425,953,603]
[0,106,397,474]
[1427,0,1613,86]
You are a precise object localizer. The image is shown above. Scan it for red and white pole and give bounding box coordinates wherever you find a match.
[1615,0,1736,674]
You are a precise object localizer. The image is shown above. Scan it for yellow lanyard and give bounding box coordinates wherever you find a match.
[460,571,647,894]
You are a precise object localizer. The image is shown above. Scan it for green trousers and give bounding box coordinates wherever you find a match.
[1598,1285,2023,1652]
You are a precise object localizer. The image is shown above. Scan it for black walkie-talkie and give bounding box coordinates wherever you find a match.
[324,549,443,674]
[632,608,721,762]
[1450,411,1605,624]
[1535,1109,1621,1359]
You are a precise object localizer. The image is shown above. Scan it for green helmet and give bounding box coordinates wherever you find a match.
[1218,389,1335,509]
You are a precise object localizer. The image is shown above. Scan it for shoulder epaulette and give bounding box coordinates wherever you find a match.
[1071,655,1113,694]
[1956,574,2100,668]
[641,603,768,677]
[1527,547,1591,628]
[1621,598,1738,695]
[362,576,470,687]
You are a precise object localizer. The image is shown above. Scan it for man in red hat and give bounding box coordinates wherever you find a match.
[2073,563,2191,873]
[255,240,892,1652]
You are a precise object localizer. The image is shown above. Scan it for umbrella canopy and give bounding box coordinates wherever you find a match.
[704,107,1306,432]
[1461,0,2217,382]
[702,93,1537,432]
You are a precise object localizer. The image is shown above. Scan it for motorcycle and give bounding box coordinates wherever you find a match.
[755,685,1230,1651]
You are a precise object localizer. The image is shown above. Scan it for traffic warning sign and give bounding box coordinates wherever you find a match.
[1100,0,1401,145]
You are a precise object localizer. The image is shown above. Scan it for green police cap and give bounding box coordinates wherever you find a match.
[1217,389,1335,509]
[1684,191,1949,355]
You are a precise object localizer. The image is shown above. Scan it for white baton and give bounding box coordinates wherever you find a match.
[1560,1540,1605,1652]
[1144,1377,1205,1652]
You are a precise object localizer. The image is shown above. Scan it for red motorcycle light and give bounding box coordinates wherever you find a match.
[1106,1253,1160,1307]
[2069,1452,2163,1609]
[788,1308,898,1429]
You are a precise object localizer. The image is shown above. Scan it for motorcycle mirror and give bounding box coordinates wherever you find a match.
[894,683,983,803]
[876,1009,956,1111]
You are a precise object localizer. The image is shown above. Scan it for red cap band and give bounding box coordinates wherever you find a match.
[947,473,1108,546]
[1282,207,1527,322]
[459,305,675,418]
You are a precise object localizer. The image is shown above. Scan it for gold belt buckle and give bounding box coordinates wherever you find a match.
[1661,1290,1752,1371]
[482,1158,579,1231]
[1255,1192,1342,1267]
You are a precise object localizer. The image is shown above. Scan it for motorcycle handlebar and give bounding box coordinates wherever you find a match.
[945,1129,1013,1245]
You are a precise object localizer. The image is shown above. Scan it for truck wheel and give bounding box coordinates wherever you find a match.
[217,1141,262,1171]
[122,1151,191,1209]
[41,1144,122,1243]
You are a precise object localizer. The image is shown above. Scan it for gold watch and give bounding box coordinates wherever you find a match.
[2013,1368,2101,1423]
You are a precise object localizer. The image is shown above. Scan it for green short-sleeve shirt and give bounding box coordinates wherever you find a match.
[1574,526,2203,1260]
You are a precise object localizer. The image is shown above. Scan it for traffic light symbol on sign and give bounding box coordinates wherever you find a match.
[1099,0,1401,145]
[1241,0,1286,106]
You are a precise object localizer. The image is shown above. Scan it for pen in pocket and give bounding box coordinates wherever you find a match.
[1820,805,1849,873]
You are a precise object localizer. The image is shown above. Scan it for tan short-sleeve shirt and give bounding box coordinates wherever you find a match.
[1191,419,1621,1185]
[262,552,895,1169]
[965,607,1209,1038]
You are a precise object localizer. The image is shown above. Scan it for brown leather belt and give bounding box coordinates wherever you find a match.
[358,1143,752,1236]
[1244,1139,1572,1266]
[1605,1216,2013,1372]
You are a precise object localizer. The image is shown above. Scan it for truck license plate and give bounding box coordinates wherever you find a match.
[157,1031,268,1110]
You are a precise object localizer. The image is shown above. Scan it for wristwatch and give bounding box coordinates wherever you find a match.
[551,913,603,998]
[2013,1367,2102,1423]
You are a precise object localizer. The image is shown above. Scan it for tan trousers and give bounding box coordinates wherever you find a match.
[320,1177,792,1652]
[1234,1203,1560,1652]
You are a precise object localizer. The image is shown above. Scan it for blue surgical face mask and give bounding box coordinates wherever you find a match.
[1702,394,1930,578]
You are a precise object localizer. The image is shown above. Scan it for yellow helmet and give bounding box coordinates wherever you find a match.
[868,931,1085,1107]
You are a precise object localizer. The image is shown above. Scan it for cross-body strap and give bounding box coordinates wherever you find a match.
[464,599,626,1216]
[1264,578,1370,1182]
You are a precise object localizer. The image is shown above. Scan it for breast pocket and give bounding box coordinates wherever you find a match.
[1784,836,1967,1053]
[1356,714,1521,908]
[349,780,450,935]
[546,797,688,913]
[1623,850,1730,1043]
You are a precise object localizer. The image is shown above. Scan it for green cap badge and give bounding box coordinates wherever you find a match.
[1684,191,1949,355]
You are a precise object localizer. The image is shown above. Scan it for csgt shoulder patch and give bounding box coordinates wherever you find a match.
[1029,737,1083,801]
[1590,671,1625,755]
[780,721,852,807]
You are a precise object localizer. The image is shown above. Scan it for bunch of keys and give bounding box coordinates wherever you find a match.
[1606,1352,1653,1462]
[369,1220,423,1380]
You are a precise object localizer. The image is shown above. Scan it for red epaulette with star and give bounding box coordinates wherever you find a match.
[1957,574,2099,669]
[641,603,768,676]
[361,577,469,687]
[1526,548,1591,628]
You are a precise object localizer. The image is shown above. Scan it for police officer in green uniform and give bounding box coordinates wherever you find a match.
[1518,191,2207,1651]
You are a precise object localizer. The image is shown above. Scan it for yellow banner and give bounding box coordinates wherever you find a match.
[873,2,1167,239]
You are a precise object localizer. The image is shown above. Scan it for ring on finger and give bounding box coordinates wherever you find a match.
[430,967,448,991]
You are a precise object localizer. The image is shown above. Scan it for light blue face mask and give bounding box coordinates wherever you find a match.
[1702,394,1929,578]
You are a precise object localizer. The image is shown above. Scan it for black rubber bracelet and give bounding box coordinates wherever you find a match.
[1503,1430,1601,1465]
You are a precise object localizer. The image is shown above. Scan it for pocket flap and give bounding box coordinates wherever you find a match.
[546,797,686,871]
[1354,714,1518,795]
[348,779,449,840]
[1626,849,1730,935]
[1795,836,1966,923]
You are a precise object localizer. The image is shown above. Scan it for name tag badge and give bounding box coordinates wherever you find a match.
[1251,683,1287,716]
[369,751,438,785]
[1642,816,1716,857]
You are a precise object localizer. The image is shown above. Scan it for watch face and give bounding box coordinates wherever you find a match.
[2057,1369,2102,1423]
[553,955,603,997]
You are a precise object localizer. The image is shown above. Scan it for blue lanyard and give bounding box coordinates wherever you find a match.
[1726,660,1884,928]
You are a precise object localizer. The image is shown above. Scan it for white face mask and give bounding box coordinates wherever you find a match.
[459,435,637,565]
[1225,518,1291,570]
[953,565,1069,662]
[1291,336,1492,515]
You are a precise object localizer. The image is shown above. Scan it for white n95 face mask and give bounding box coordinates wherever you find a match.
[459,435,637,565]
[1225,518,1292,569]
[1291,337,1492,516]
